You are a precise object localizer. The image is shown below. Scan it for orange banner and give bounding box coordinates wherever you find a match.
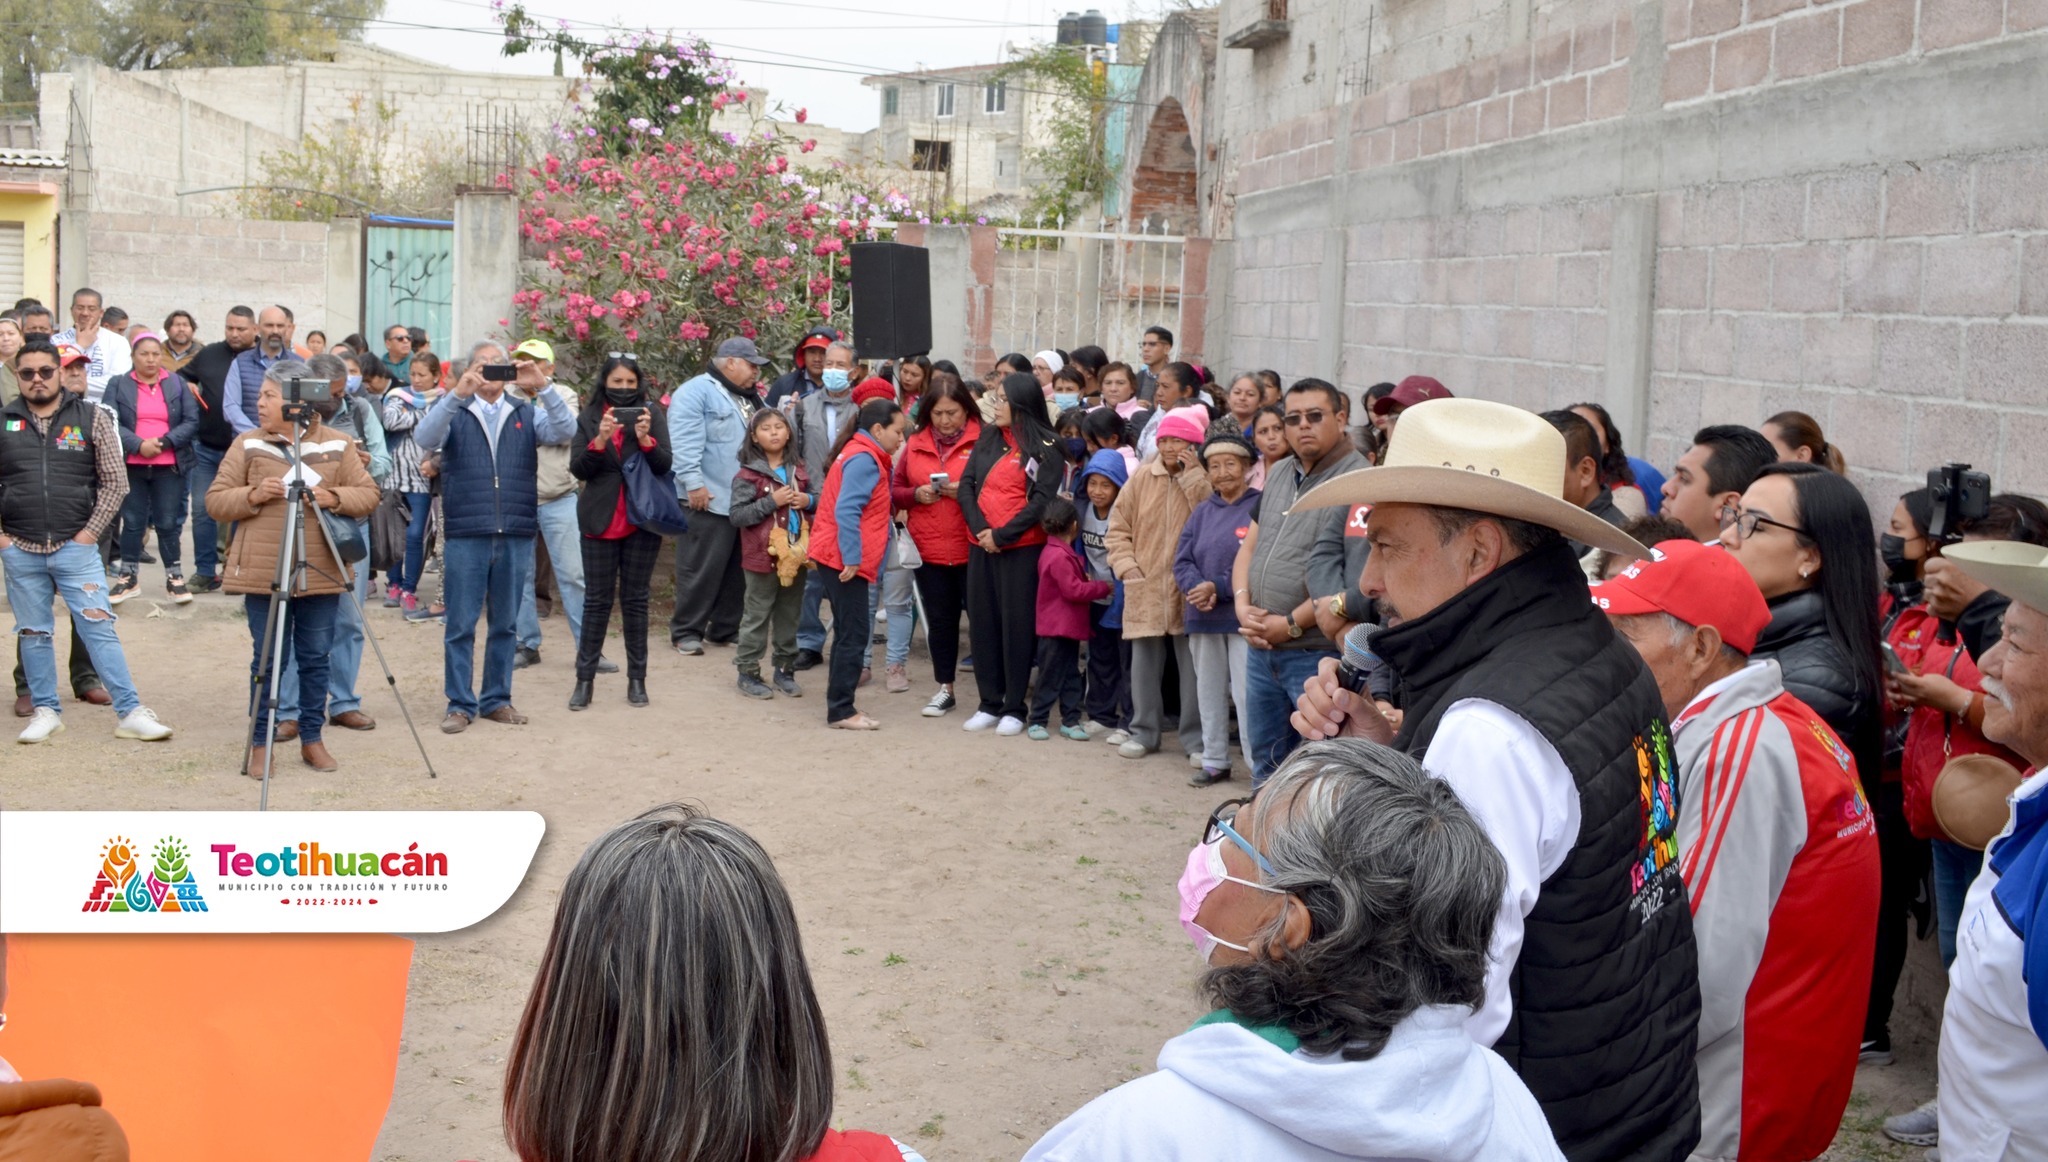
[3,934,412,1161]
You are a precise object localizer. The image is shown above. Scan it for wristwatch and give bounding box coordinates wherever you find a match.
[1286,614,1304,640]
[1329,593,1349,622]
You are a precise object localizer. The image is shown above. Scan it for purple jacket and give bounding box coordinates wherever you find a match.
[1173,488,1262,634]
[1037,537,1113,640]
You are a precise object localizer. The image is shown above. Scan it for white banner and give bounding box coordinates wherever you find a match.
[0,811,544,933]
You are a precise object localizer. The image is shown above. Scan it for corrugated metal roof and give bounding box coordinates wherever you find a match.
[0,149,64,169]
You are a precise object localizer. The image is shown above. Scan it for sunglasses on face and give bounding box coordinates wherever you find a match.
[18,365,57,380]
[1283,408,1330,427]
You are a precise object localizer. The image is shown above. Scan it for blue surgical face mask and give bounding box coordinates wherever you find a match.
[345,374,363,394]
[821,368,850,394]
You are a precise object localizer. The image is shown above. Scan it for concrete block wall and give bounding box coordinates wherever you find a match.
[1341,198,1619,412]
[1213,0,2048,507]
[67,62,294,217]
[1647,150,2048,514]
[82,212,334,341]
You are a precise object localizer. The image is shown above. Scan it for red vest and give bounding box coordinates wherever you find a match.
[809,431,894,581]
[897,419,979,565]
[801,1129,905,1162]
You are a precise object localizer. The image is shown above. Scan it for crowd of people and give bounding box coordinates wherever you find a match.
[4,289,2047,1161]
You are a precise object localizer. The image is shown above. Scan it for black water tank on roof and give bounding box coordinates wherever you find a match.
[1057,11,1082,44]
[1078,9,1108,45]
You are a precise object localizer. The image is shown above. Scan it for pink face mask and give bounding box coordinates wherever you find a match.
[1177,837,1285,964]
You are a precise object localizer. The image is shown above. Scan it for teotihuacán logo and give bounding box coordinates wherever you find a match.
[84,835,208,914]
[83,834,453,914]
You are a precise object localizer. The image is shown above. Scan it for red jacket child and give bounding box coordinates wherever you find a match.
[1036,536,1112,640]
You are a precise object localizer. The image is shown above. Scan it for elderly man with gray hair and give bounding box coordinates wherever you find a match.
[1024,738,1563,1161]
[413,339,576,733]
[666,336,771,655]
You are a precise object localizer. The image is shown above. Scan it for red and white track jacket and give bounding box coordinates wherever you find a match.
[1671,659,1882,1161]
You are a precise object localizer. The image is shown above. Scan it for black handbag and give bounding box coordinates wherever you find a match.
[622,447,691,537]
[369,487,409,572]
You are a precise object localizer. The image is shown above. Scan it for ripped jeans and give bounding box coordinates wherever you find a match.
[1,541,143,715]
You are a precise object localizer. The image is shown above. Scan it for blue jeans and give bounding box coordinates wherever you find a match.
[398,491,433,594]
[1932,836,1984,969]
[796,568,828,653]
[865,533,914,668]
[1,541,143,716]
[1245,647,1336,787]
[118,464,186,575]
[517,495,585,651]
[186,442,226,577]
[442,534,527,718]
[280,522,370,719]
[245,592,338,744]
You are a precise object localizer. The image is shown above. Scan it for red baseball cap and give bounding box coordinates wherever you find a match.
[797,334,833,355]
[1371,374,1453,416]
[55,343,88,366]
[1590,538,1772,655]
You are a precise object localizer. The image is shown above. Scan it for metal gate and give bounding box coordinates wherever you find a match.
[990,222,1185,362]
[361,216,454,356]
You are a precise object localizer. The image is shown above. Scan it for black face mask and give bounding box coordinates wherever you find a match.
[604,387,641,407]
[1879,533,1919,584]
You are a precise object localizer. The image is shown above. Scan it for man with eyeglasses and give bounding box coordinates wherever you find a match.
[1134,324,1173,403]
[380,324,413,382]
[1230,378,1371,785]
[1662,424,1776,542]
[0,337,174,744]
[509,339,609,674]
[10,344,110,714]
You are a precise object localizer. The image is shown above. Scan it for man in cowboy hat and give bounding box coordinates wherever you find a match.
[1289,396,1701,1162]
[1595,538,1879,1162]
[1928,540,2048,1159]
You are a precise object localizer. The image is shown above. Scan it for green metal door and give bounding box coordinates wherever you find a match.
[361,217,454,357]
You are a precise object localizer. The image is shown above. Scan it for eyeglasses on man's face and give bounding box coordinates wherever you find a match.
[17,365,57,381]
[1202,798,1275,876]
[1283,408,1330,428]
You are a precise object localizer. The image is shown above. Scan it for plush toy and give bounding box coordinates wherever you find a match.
[768,519,810,587]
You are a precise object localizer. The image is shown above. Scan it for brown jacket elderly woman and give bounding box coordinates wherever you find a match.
[204,361,380,778]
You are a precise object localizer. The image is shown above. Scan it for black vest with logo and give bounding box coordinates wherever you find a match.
[1378,538,1702,1162]
[0,395,101,545]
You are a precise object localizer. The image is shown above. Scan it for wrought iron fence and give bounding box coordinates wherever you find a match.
[989,220,1185,362]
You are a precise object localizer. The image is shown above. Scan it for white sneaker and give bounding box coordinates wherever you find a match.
[1103,728,1131,746]
[995,715,1025,736]
[115,706,174,741]
[962,710,1000,732]
[1884,1098,1939,1146]
[16,707,63,744]
[1080,719,1108,737]
[1118,739,1151,759]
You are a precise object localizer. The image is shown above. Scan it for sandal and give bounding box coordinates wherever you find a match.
[828,713,880,731]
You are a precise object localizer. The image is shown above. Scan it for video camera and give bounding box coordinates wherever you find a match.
[1926,462,1991,544]
[279,374,333,423]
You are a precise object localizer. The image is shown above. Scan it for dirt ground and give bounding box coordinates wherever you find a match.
[4,565,1938,1161]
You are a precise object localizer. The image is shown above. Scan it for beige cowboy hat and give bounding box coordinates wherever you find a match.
[1933,753,2026,850]
[1945,540,2048,614]
[1289,397,1653,560]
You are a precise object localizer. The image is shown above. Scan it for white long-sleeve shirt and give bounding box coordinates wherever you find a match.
[1420,698,1583,1046]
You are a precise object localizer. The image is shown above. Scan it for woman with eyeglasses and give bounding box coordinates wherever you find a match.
[1023,740,1563,1161]
[1718,463,1884,788]
[567,354,671,710]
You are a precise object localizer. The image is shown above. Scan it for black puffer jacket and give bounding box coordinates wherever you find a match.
[1755,588,1882,780]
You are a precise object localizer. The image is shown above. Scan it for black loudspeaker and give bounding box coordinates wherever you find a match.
[850,241,932,359]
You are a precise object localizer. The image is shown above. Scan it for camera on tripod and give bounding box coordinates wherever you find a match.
[279,374,332,422]
[1927,462,1991,544]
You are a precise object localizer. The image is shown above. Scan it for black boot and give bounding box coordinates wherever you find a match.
[627,677,648,706]
[568,680,593,711]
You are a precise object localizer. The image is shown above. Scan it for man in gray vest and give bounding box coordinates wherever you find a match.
[0,338,174,745]
[1291,397,1699,1162]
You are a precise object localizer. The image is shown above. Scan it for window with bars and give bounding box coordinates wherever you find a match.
[912,139,953,172]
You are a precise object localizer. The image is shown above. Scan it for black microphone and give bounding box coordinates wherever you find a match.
[1337,623,1380,696]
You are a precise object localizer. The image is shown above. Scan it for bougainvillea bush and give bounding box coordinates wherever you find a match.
[497,13,895,387]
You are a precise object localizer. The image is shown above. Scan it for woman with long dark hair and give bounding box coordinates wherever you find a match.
[894,354,931,411]
[810,397,907,729]
[956,371,1064,734]
[504,804,928,1162]
[893,372,982,716]
[1719,462,1884,776]
[568,354,671,710]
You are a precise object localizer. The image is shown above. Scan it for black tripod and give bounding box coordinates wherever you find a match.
[241,407,437,809]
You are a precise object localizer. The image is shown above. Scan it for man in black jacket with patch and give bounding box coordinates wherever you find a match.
[1291,397,1701,1162]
